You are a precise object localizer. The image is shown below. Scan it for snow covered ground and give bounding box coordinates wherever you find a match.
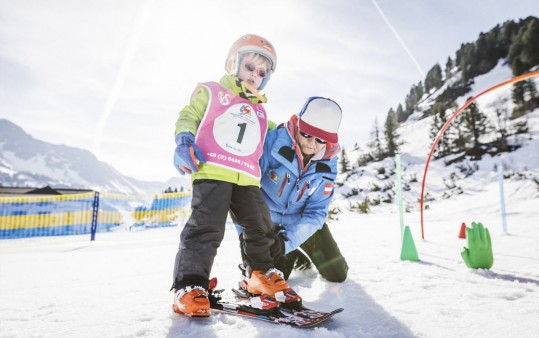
[1,188,538,337]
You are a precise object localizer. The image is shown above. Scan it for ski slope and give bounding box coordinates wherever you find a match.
[1,191,538,337]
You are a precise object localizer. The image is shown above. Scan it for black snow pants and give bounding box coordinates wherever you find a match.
[172,179,275,290]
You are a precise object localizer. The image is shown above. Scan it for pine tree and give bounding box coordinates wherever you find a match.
[489,97,529,145]
[429,103,451,158]
[396,103,406,123]
[460,99,490,159]
[490,97,511,152]
[456,42,476,82]
[475,30,501,74]
[449,113,469,155]
[384,108,399,156]
[339,147,351,174]
[499,20,519,51]
[445,57,454,79]
[368,118,384,160]
[508,17,539,115]
[405,82,424,116]
[440,103,466,155]
[425,64,443,93]
[508,17,539,75]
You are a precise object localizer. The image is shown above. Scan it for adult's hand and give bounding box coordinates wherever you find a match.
[289,250,312,271]
[274,224,289,241]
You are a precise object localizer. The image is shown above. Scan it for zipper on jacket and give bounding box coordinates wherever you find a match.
[278,173,290,197]
[296,180,310,202]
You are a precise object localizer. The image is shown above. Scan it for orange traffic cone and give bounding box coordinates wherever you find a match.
[458,222,466,239]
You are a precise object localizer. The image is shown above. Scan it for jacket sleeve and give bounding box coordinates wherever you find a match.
[283,178,335,254]
[174,85,209,135]
[260,128,278,176]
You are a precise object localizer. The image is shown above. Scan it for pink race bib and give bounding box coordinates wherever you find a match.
[195,82,268,179]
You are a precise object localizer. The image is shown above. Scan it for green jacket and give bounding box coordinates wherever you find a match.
[175,75,275,186]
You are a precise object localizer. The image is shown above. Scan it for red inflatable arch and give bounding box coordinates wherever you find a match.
[420,70,539,240]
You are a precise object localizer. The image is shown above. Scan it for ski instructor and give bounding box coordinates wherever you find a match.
[237,97,348,283]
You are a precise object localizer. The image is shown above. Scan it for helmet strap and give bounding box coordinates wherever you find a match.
[232,53,241,76]
[258,70,272,90]
[242,81,266,103]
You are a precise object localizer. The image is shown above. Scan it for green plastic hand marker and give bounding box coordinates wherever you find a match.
[460,222,493,269]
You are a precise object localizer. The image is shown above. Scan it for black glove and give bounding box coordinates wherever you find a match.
[274,251,294,280]
[270,232,285,259]
[273,224,289,241]
[288,249,312,271]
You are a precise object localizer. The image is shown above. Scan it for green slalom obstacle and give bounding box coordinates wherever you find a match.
[460,222,494,269]
[400,225,420,261]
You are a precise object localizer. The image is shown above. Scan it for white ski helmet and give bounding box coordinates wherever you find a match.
[225,34,277,90]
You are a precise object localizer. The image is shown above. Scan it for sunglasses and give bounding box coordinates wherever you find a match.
[299,130,327,144]
[243,62,268,78]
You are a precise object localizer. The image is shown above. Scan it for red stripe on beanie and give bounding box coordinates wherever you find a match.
[298,119,338,143]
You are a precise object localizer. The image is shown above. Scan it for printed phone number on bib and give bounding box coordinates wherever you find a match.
[206,152,255,171]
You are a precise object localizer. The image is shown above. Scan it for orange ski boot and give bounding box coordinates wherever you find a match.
[172,286,210,317]
[245,269,302,306]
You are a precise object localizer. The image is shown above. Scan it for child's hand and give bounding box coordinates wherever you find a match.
[173,152,191,175]
[174,132,206,172]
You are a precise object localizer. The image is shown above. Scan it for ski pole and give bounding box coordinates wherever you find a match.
[497,162,508,234]
[395,153,404,240]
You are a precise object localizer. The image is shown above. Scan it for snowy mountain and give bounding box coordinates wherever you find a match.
[333,61,539,217]
[0,119,178,194]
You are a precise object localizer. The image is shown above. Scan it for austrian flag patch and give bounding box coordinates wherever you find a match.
[324,183,333,195]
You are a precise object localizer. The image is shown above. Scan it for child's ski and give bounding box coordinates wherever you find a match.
[208,288,343,328]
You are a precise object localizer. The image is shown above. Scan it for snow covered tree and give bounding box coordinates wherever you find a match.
[460,99,490,159]
[489,97,511,152]
[339,147,351,174]
[429,103,451,158]
[368,118,384,161]
[449,114,470,155]
[384,108,399,157]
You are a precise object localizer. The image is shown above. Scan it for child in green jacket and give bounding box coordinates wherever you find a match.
[171,34,300,317]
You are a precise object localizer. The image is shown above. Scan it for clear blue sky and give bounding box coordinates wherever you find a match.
[1,0,537,181]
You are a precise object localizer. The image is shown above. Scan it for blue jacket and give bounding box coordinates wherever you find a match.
[258,115,340,254]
